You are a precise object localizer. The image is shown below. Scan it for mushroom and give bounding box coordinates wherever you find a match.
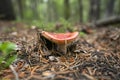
[41,31,79,54]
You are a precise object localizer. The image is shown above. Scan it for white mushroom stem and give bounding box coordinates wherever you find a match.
[57,40,68,54]
[57,44,67,54]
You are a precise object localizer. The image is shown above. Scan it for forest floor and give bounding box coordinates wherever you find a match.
[0,21,120,80]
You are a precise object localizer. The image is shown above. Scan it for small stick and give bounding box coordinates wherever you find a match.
[9,65,19,80]
[82,72,96,80]
[31,66,39,75]
[55,75,73,80]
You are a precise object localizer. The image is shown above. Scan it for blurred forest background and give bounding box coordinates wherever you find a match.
[0,0,120,26]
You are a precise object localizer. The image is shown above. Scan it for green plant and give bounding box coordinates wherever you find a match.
[79,31,86,37]
[57,18,73,32]
[0,42,17,70]
[29,18,74,32]
[31,20,55,31]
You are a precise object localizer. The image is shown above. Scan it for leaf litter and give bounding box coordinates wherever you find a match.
[0,21,120,80]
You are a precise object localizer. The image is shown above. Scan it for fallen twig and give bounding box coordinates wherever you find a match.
[88,16,120,27]
[9,65,19,80]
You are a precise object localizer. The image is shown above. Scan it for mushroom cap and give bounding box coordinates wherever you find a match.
[41,31,79,44]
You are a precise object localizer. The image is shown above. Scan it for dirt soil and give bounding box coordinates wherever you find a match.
[0,21,120,80]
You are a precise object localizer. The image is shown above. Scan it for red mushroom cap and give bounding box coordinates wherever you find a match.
[41,31,79,44]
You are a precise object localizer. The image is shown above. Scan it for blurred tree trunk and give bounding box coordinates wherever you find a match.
[31,0,39,20]
[0,0,15,20]
[115,0,120,15]
[89,0,101,22]
[17,0,24,19]
[105,0,115,17]
[40,0,43,3]
[47,0,53,22]
[47,0,57,22]
[118,0,120,15]
[52,1,58,21]
[64,0,70,20]
[78,0,83,22]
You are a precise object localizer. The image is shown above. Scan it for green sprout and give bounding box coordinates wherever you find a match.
[79,31,86,37]
[0,42,17,70]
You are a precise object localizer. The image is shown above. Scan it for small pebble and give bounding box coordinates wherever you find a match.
[49,56,55,61]
[42,71,55,79]
[31,25,36,29]
[11,32,18,36]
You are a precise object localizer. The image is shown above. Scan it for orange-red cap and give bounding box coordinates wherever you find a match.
[41,31,79,44]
